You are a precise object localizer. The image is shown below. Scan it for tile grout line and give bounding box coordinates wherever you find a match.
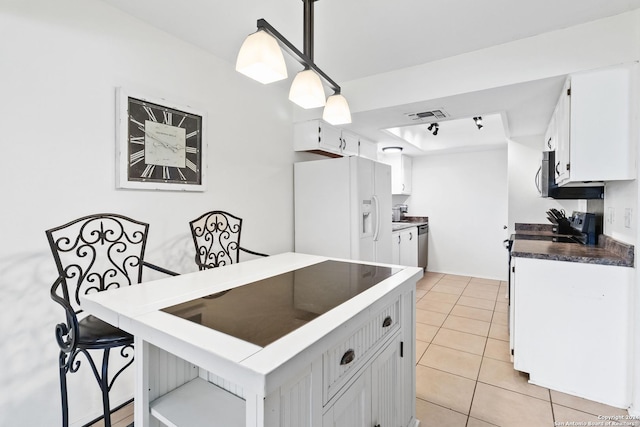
[465,299,495,426]
[418,274,623,426]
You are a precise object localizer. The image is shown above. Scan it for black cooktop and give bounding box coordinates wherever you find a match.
[161,260,400,347]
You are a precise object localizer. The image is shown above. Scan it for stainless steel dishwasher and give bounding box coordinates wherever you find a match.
[417,224,428,270]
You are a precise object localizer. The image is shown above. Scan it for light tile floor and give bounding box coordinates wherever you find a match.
[89,402,133,427]
[415,271,638,427]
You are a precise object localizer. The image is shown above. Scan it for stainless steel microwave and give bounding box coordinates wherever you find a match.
[537,151,603,199]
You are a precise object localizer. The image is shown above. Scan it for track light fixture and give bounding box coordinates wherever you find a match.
[427,122,439,136]
[236,0,351,125]
[473,116,483,129]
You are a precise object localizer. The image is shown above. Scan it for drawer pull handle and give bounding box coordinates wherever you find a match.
[382,316,392,327]
[340,349,356,365]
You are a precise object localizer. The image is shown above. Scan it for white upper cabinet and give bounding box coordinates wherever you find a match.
[340,129,359,157]
[383,154,412,195]
[550,64,636,186]
[294,119,377,159]
[294,119,344,156]
[358,137,378,161]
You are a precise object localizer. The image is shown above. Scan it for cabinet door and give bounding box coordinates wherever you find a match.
[371,335,402,427]
[570,65,633,182]
[509,258,516,360]
[555,79,571,185]
[323,366,371,427]
[512,257,633,406]
[399,228,418,267]
[319,122,344,154]
[544,111,556,152]
[341,131,359,156]
[358,137,377,160]
[384,155,402,194]
[401,155,412,194]
[391,232,400,264]
[554,65,634,184]
[294,120,342,155]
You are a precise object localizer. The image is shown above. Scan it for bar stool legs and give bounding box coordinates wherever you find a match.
[58,347,133,427]
[99,348,112,427]
[59,351,70,427]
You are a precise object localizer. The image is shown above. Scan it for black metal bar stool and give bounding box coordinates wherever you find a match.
[189,210,268,270]
[47,213,178,427]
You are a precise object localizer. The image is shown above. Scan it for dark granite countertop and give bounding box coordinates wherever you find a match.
[511,223,634,267]
[392,216,428,232]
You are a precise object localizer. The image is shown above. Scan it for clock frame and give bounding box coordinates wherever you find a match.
[116,87,206,191]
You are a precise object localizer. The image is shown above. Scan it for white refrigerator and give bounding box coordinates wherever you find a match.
[294,156,392,264]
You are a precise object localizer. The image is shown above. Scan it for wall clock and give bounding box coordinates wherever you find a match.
[116,88,207,191]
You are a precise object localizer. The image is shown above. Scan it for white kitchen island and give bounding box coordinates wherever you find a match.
[82,252,423,427]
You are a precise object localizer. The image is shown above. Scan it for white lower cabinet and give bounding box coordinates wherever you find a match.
[511,257,633,407]
[324,333,402,427]
[135,261,420,427]
[323,365,372,427]
[392,227,418,267]
[371,334,403,427]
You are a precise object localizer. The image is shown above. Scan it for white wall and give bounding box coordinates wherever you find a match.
[605,181,638,244]
[409,148,508,280]
[507,135,584,232]
[343,10,640,114]
[604,63,640,245]
[0,1,296,425]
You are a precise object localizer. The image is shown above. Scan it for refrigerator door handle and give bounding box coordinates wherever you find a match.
[372,194,380,242]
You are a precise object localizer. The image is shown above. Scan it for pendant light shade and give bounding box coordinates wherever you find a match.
[288,69,326,109]
[239,2,352,123]
[323,93,351,125]
[236,30,288,84]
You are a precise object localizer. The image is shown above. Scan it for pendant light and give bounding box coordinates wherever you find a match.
[289,69,326,109]
[323,93,351,125]
[236,0,351,123]
[235,30,288,84]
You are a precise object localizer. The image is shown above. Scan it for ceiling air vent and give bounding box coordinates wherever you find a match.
[405,109,448,122]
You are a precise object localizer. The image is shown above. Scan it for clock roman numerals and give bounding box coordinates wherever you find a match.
[130,149,145,166]
[185,159,197,172]
[186,130,199,139]
[143,105,158,122]
[141,164,156,178]
[185,146,198,154]
[130,136,145,145]
[162,166,170,180]
[163,111,172,125]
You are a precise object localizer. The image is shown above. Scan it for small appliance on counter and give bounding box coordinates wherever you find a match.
[569,212,601,245]
[392,206,401,222]
[545,209,602,245]
[392,204,408,222]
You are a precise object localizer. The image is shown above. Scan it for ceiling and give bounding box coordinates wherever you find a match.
[99,0,640,155]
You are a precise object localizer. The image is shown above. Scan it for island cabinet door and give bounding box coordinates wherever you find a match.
[323,366,372,427]
[371,334,402,427]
